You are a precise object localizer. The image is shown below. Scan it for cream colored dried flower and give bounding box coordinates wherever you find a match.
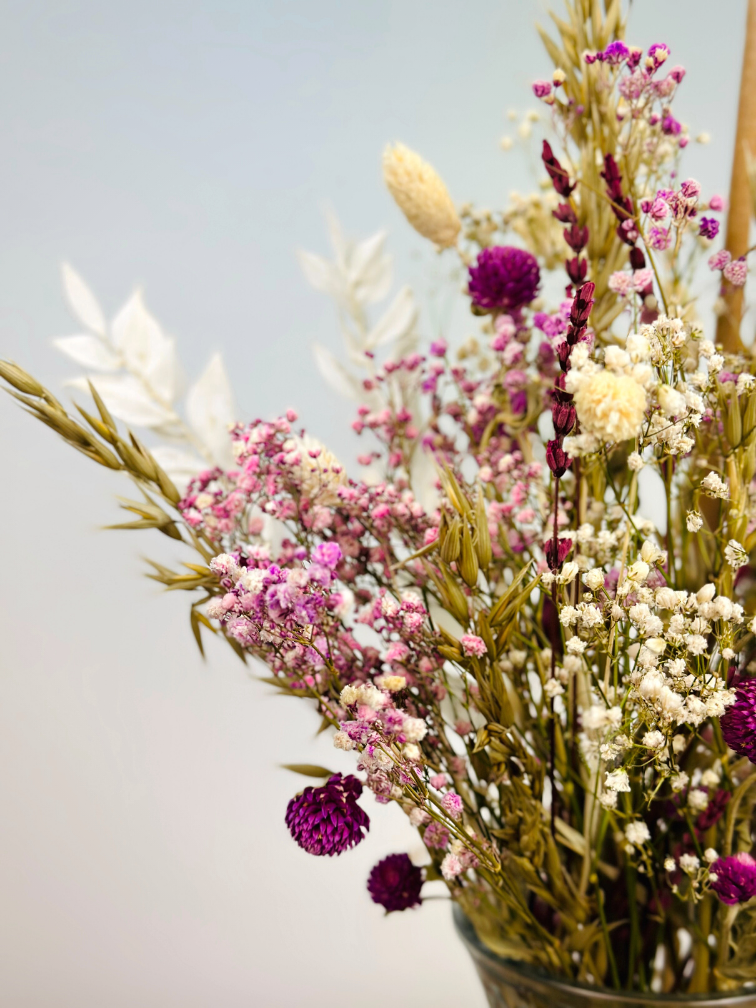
[286,435,347,505]
[382,142,460,247]
[573,371,647,444]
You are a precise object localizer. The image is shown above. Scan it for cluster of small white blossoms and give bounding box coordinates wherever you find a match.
[564,315,716,458]
[552,539,740,808]
[664,847,722,901]
[577,687,631,776]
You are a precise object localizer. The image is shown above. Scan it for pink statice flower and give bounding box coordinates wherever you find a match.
[708,250,731,271]
[441,792,464,820]
[632,268,654,292]
[461,634,487,657]
[641,196,670,220]
[648,226,671,250]
[423,821,450,850]
[724,259,748,287]
[608,271,632,296]
[680,178,701,199]
[441,853,464,880]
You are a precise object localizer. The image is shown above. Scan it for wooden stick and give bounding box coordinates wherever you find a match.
[716,0,756,353]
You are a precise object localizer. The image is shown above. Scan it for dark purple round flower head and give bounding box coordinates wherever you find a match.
[720,678,756,762]
[367,853,423,912]
[699,216,720,240]
[285,773,369,856]
[710,853,756,905]
[468,246,540,312]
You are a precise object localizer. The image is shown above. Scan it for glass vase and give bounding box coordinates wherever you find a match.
[453,906,756,1008]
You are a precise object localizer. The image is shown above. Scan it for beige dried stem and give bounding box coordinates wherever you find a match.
[716,0,756,354]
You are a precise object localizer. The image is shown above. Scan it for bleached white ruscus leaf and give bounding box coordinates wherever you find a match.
[365,285,417,349]
[312,343,365,401]
[324,207,348,270]
[111,289,181,403]
[52,334,121,372]
[410,441,439,514]
[68,375,176,428]
[350,231,392,306]
[186,353,236,468]
[296,249,344,300]
[61,263,107,336]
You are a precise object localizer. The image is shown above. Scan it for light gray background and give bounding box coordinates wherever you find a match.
[0,2,743,1005]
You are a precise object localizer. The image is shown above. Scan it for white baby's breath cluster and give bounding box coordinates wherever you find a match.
[554,542,740,812]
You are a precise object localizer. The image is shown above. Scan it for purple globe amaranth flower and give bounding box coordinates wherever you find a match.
[710,852,756,905]
[368,853,423,912]
[285,773,369,856]
[468,246,540,312]
[720,678,756,762]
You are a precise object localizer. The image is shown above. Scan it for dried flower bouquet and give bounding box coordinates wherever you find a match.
[6,0,756,996]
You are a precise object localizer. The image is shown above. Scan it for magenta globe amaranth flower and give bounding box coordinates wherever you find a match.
[367,853,423,911]
[285,773,369,856]
[710,853,756,905]
[720,678,756,762]
[467,246,540,312]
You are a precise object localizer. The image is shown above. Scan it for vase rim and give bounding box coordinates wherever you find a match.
[452,904,756,1005]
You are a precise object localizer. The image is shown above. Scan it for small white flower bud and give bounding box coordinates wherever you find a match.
[333,731,355,751]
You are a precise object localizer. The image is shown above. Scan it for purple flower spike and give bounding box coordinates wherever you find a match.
[285,773,370,856]
[368,853,423,912]
[720,679,756,762]
[570,281,596,326]
[710,853,756,905]
[542,140,575,197]
[468,246,540,311]
[545,536,573,572]
[552,401,576,438]
[546,439,570,478]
